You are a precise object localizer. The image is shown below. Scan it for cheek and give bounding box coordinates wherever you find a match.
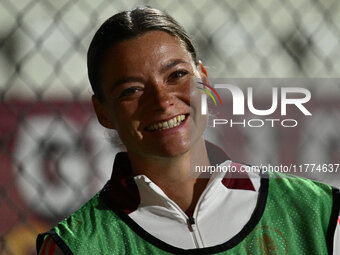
[183,83,191,103]
[175,80,191,105]
[112,102,141,129]
[190,86,202,112]
[189,81,208,130]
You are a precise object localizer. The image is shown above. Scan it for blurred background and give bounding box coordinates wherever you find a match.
[0,0,340,254]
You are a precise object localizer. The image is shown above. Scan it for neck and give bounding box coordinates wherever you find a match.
[128,139,210,215]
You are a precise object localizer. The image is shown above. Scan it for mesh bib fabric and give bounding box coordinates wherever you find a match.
[38,172,335,254]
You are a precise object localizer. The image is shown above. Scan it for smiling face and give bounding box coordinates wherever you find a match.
[92,31,207,159]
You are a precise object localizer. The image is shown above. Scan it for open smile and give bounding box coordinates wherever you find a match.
[145,114,188,132]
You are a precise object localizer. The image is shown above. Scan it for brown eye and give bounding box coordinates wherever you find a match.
[168,70,188,81]
[119,87,143,98]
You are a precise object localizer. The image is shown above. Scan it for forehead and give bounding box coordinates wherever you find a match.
[101,31,193,79]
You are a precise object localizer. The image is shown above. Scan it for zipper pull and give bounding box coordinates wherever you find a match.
[187,217,195,232]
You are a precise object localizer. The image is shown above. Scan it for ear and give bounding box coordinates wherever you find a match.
[91,95,116,129]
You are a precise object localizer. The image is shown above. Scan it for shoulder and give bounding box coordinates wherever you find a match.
[268,171,334,199]
[267,172,340,227]
[37,191,122,254]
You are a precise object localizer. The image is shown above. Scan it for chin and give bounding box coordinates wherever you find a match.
[145,142,191,159]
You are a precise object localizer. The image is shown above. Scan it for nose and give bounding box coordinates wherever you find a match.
[147,80,174,111]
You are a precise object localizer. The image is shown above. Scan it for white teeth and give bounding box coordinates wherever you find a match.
[146,115,186,131]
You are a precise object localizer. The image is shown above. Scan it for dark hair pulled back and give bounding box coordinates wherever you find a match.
[87,6,198,101]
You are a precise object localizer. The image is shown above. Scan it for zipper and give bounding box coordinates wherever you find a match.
[187,216,202,248]
[144,172,227,249]
[154,194,203,248]
[187,171,224,248]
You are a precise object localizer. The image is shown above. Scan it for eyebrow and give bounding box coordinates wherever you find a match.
[160,59,191,73]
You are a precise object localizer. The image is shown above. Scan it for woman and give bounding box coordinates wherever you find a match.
[37,7,339,254]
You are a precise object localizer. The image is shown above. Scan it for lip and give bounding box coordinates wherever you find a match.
[144,114,190,133]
